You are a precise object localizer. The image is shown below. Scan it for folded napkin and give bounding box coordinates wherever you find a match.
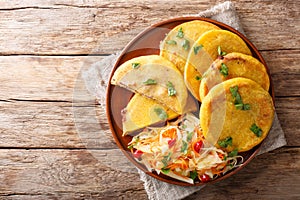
[78,1,287,200]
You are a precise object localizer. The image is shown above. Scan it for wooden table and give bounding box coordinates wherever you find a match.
[0,1,299,199]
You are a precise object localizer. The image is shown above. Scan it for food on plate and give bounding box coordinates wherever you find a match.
[108,19,274,185]
[160,20,221,74]
[111,55,188,114]
[122,94,179,136]
[128,114,243,184]
[199,52,270,101]
[184,30,252,101]
[200,77,274,152]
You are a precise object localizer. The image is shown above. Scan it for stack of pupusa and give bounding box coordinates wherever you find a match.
[110,19,274,153]
[159,20,274,152]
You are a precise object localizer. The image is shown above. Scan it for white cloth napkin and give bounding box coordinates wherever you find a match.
[80,1,287,200]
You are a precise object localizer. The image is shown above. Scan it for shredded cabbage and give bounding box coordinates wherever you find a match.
[128,113,244,184]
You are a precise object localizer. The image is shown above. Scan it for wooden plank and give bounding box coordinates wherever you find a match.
[0,149,147,199]
[185,147,300,200]
[0,148,298,199]
[0,101,115,149]
[275,97,300,146]
[0,56,103,101]
[0,50,299,102]
[0,0,298,55]
[0,96,298,148]
[261,50,300,97]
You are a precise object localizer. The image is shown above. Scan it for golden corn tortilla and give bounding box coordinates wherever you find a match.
[184,30,252,101]
[111,55,188,114]
[200,77,274,152]
[199,52,270,101]
[160,20,221,74]
[122,94,179,135]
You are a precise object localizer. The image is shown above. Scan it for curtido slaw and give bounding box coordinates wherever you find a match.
[128,113,244,184]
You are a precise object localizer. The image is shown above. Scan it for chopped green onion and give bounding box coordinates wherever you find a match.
[181,141,188,154]
[220,63,229,77]
[234,93,242,104]
[235,103,244,110]
[193,44,203,55]
[217,46,226,56]
[176,27,184,38]
[161,168,170,174]
[195,75,202,81]
[132,62,140,69]
[190,170,198,180]
[181,124,187,129]
[218,136,232,148]
[230,86,251,110]
[166,40,177,45]
[162,153,172,167]
[154,108,168,120]
[187,131,193,142]
[243,104,251,110]
[143,79,157,85]
[228,148,238,157]
[182,39,190,51]
[250,123,263,137]
[230,86,238,98]
[167,81,176,96]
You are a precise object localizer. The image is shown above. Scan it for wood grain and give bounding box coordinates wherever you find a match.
[0,56,103,101]
[0,53,299,148]
[0,0,299,199]
[0,0,298,55]
[0,148,298,199]
[0,50,299,102]
[0,149,147,199]
[185,147,300,200]
[0,96,298,148]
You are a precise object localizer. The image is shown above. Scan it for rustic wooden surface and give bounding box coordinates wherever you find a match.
[0,0,299,199]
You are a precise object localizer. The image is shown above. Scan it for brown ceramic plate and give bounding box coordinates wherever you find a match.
[106,17,274,186]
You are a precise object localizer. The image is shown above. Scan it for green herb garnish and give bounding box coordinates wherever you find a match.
[176,27,184,38]
[230,86,251,110]
[250,123,263,137]
[143,79,157,85]
[234,93,242,104]
[235,103,244,110]
[229,86,238,97]
[127,144,134,149]
[243,103,251,110]
[220,63,229,77]
[228,148,238,157]
[166,40,177,45]
[181,141,188,154]
[162,153,172,167]
[161,168,170,174]
[181,124,187,129]
[227,163,234,168]
[195,75,202,81]
[182,39,190,51]
[193,44,203,55]
[154,108,168,120]
[190,170,198,180]
[217,45,226,56]
[187,131,193,142]
[218,136,233,148]
[167,81,176,96]
[132,62,140,69]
